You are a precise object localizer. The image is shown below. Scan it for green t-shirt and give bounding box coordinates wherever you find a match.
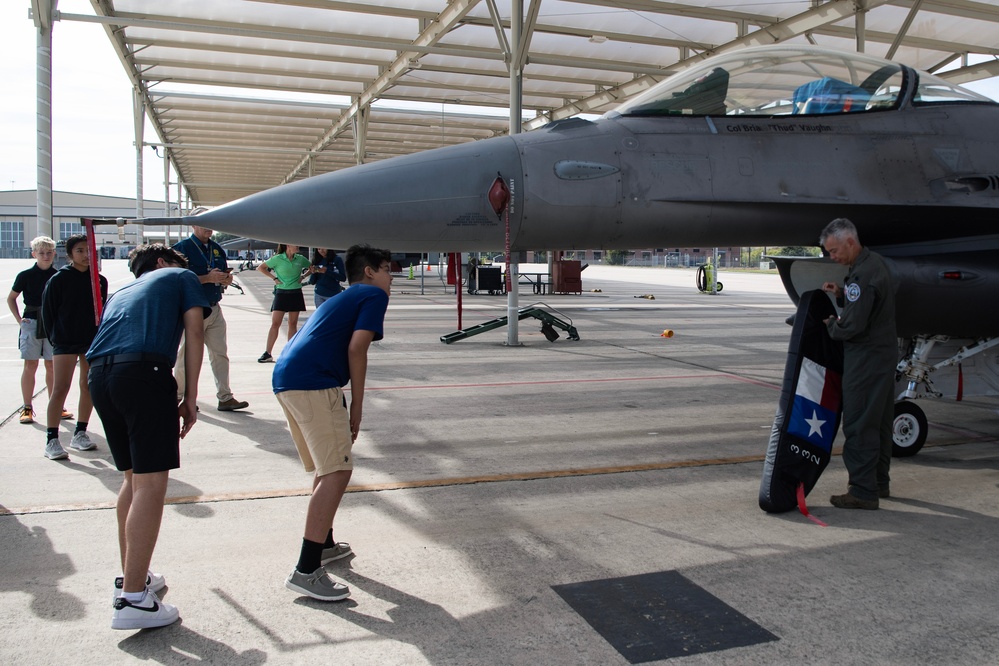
[265,253,311,290]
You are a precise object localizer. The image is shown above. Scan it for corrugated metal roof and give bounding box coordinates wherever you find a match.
[72,0,999,207]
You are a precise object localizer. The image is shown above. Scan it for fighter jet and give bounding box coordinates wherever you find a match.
[175,44,999,455]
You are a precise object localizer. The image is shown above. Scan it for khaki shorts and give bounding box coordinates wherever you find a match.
[276,387,353,476]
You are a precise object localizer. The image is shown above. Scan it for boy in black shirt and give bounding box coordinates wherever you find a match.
[5,236,73,425]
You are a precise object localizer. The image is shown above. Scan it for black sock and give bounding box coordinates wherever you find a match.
[323,529,335,548]
[75,422,88,434]
[46,427,58,442]
[296,538,325,574]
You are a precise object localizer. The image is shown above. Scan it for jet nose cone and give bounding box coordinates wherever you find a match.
[195,137,523,252]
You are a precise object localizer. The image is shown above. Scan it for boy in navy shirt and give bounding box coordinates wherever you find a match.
[88,243,209,630]
[273,244,392,602]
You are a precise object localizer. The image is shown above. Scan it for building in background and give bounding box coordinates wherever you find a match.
[0,190,185,259]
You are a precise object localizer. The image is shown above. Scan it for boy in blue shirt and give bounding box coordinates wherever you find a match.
[88,243,209,630]
[273,244,392,602]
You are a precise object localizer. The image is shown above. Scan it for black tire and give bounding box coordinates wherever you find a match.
[892,401,927,457]
[695,265,706,292]
[716,281,723,292]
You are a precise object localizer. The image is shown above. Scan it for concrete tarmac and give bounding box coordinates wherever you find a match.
[2,259,998,665]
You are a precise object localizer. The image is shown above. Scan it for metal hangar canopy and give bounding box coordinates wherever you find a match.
[62,0,999,208]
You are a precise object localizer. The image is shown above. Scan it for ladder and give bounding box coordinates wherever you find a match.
[440,306,580,344]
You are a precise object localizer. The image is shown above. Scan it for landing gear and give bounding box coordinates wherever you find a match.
[892,401,927,457]
[892,334,999,456]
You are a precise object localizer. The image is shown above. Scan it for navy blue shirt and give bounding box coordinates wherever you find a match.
[312,254,346,298]
[173,235,228,305]
[272,284,388,393]
[87,267,210,366]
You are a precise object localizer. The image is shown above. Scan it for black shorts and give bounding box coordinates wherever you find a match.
[53,344,92,356]
[88,361,180,473]
[271,288,306,313]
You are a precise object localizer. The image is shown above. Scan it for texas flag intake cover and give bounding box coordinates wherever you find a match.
[787,357,842,453]
[759,290,844,513]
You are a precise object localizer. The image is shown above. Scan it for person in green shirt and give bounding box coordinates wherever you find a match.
[257,244,312,363]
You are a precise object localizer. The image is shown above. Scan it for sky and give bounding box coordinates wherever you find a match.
[3,1,999,204]
[1,0,163,199]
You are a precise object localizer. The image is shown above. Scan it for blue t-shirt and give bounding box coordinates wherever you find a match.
[173,235,228,305]
[272,284,388,393]
[86,267,211,365]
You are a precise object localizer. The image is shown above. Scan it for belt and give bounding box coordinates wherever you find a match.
[90,353,173,368]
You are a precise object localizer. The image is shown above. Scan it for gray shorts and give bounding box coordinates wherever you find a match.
[19,319,53,361]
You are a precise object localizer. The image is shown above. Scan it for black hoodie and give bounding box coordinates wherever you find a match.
[41,264,108,348]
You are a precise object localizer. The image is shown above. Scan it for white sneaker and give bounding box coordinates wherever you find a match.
[112,571,166,604]
[70,431,96,451]
[44,438,69,460]
[111,591,179,630]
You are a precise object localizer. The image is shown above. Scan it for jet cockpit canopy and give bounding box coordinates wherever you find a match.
[608,45,995,119]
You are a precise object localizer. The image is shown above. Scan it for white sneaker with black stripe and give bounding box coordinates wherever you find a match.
[111,591,179,630]
[112,571,166,604]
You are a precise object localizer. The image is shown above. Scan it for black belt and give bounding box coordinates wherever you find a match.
[90,353,173,368]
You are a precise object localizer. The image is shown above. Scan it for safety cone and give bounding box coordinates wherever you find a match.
[408,264,415,280]
[661,329,674,338]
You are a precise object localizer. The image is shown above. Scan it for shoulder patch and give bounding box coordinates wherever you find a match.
[845,282,861,303]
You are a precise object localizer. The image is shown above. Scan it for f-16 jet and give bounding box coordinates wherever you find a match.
[177,44,999,454]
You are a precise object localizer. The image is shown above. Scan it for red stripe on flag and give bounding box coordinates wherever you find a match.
[821,369,842,413]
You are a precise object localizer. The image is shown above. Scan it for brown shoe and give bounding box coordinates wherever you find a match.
[218,398,249,412]
[830,493,879,510]
[61,409,74,420]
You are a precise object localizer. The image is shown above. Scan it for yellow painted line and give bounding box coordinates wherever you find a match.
[3,437,992,518]
[2,453,770,516]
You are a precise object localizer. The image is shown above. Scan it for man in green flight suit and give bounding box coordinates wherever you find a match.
[820,218,897,510]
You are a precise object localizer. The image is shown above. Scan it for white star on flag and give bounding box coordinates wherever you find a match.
[805,410,826,438]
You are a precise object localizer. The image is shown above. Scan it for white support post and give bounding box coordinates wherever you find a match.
[35,1,55,239]
[163,147,171,244]
[506,0,524,347]
[133,87,145,219]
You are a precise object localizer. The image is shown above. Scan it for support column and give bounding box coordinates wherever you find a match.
[506,0,524,347]
[34,0,55,239]
[855,0,867,53]
[163,147,171,244]
[133,87,145,218]
[353,105,369,165]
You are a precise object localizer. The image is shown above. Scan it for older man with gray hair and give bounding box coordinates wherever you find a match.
[820,218,897,510]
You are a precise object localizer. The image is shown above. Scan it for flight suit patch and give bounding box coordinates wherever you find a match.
[845,282,861,302]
